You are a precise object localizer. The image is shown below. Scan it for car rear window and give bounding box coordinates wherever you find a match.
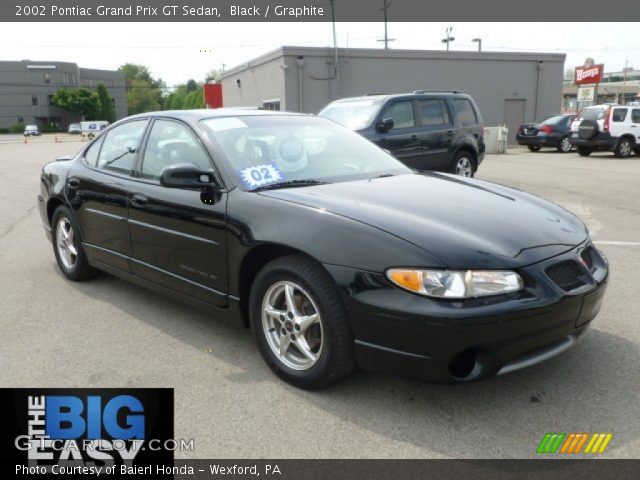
[452,99,478,127]
[612,108,628,122]
[579,107,607,120]
[633,109,640,123]
[542,115,567,125]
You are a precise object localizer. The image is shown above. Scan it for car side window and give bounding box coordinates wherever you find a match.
[452,99,479,127]
[632,109,640,124]
[612,108,627,123]
[83,136,104,167]
[381,101,415,129]
[417,99,451,127]
[141,120,212,181]
[96,120,148,175]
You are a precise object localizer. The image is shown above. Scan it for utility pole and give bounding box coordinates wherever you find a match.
[472,38,482,52]
[377,0,394,50]
[442,26,455,51]
[622,60,629,105]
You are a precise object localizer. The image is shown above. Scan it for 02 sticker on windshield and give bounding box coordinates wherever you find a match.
[239,163,284,190]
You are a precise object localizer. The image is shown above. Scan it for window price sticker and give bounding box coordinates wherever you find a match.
[238,163,283,190]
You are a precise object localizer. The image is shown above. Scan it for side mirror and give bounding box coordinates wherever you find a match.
[377,117,394,132]
[160,163,217,190]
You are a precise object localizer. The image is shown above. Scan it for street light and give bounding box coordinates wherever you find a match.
[472,38,482,52]
[442,26,455,51]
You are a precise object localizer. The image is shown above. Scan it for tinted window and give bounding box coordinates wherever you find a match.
[418,99,450,127]
[452,99,479,127]
[382,101,415,129]
[96,120,148,175]
[612,108,627,122]
[84,136,104,166]
[580,107,607,120]
[633,109,640,123]
[319,100,382,130]
[542,115,568,125]
[141,120,212,180]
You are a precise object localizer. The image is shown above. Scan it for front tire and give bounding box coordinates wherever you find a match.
[527,145,542,152]
[557,136,572,153]
[577,146,593,157]
[51,206,97,281]
[614,138,633,158]
[249,255,355,389]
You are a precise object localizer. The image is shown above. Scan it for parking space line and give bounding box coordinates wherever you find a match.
[594,241,640,246]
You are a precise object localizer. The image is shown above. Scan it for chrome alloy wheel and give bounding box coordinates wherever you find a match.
[560,136,572,152]
[455,156,473,177]
[619,140,632,157]
[261,281,323,371]
[56,217,77,269]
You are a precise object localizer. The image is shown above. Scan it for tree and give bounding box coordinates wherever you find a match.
[186,79,198,93]
[183,87,205,109]
[52,88,101,120]
[96,83,116,122]
[118,63,164,115]
[204,69,222,83]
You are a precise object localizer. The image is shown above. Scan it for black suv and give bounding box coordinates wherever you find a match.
[319,91,485,177]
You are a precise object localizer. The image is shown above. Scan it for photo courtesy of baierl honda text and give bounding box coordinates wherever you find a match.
[0,1,639,479]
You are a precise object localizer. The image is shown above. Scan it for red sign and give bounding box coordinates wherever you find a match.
[575,64,604,84]
[203,83,223,109]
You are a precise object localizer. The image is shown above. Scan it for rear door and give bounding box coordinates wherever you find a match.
[373,100,423,169]
[67,119,149,271]
[415,98,454,170]
[632,108,640,143]
[128,118,228,307]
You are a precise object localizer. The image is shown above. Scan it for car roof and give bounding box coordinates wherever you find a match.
[328,91,472,104]
[125,108,306,121]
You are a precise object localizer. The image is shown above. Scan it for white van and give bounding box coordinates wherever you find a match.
[570,104,640,157]
[81,121,109,140]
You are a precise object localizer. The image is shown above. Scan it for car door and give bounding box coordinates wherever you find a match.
[415,98,455,171]
[127,118,228,307]
[66,119,149,272]
[373,100,423,169]
[631,109,640,144]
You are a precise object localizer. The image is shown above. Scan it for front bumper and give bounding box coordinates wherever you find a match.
[326,242,608,383]
[516,133,563,147]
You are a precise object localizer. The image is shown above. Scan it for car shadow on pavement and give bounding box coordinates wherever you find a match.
[62,267,639,458]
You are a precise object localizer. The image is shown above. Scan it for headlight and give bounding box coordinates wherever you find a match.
[386,269,523,299]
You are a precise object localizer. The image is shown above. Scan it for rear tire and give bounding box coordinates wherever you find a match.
[527,145,542,152]
[557,136,572,153]
[577,146,593,157]
[614,138,634,158]
[51,205,98,281]
[249,254,355,389]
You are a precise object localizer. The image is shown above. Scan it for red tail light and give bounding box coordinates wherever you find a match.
[539,125,554,133]
[603,106,611,132]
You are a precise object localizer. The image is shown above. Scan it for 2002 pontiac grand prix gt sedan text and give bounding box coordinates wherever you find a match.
[38,110,609,389]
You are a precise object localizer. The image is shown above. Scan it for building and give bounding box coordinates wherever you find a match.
[220,46,566,144]
[562,68,640,112]
[0,60,127,130]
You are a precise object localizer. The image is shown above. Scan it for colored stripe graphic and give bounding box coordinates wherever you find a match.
[537,433,566,453]
[584,433,613,454]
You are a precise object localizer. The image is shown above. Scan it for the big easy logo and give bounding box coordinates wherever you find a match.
[1,388,174,468]
[575,60,604,85]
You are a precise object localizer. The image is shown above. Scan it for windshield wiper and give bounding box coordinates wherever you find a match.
[252,179,328,192]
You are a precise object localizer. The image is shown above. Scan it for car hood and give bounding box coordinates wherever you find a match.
[258,173,588,269]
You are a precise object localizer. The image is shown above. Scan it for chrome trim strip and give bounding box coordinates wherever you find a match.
[85,208,126,222]
[355,339,433,359]
[128,218,219,246]
[498,335,576,375]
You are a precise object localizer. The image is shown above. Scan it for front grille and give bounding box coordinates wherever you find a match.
[545,261,585,291]
[581,247,595,271]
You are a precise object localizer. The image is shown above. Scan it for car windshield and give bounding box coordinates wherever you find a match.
[579,107,608,120]
[318,100,382,130]
[201,115,410,191]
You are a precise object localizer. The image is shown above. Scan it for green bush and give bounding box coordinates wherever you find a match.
[10,123,24,133]
[0,128,10,134]
[42,122,59,133]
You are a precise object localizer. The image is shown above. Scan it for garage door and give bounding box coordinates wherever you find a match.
[504,99,526,145]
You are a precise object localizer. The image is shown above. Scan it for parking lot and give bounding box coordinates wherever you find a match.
[1,140,639,459]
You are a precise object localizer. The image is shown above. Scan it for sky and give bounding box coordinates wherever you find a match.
[1,22,638,87]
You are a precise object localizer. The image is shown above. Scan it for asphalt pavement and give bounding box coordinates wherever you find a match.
[1,141,638,458]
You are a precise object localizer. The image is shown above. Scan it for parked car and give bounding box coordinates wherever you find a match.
[319,91,485,177]
[68,123,82,134]
[81,120,109,140]
[24,125,40,137]
[516,114,575,153]
[570,104,640,157]
[38,110,608,389]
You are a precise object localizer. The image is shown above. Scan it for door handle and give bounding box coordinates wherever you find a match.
[67,178,80,189]
[131,193,148,206]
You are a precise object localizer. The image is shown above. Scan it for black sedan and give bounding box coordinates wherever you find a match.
[516,114,575,153]
[38,110,608,388]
